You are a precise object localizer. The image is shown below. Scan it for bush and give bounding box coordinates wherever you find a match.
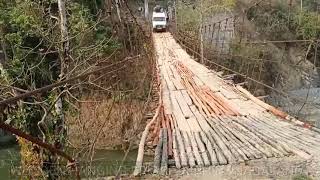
[293,11,320,39]
[246,2,295,40]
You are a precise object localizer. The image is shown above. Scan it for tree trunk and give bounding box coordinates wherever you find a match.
[106,0,113,24]
[115,0,122,22]
[57,0,68,141]
[144,0,149,20]
[0,25,8,66]
[58,0,69,78]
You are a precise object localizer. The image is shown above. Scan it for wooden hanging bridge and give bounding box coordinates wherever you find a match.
[133,32,320,176]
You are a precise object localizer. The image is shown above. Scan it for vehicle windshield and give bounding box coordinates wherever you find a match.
[153,17,166,21]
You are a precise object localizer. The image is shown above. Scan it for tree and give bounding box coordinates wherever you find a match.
[145,0,149,19]
[0,0,120,178]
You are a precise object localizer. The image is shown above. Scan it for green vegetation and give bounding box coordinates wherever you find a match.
[0,0,142,178]
[294,11,320,40]
[246,0,320,40]
[246,3,293,40]
[292,174,313,180]
[176,0,320,94]
[176,0,236,33]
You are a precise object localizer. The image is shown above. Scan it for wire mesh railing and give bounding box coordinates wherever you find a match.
[170,1,320,126]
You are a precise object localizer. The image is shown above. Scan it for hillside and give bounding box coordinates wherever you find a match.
[175,0,320,125]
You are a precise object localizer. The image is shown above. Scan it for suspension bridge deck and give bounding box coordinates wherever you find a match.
[136,32,320,176]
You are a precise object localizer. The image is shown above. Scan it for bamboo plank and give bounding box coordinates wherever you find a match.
[172,116,188,167]
[165,114,173,158]
[259,113,320,147]
[216,117,264,159]
[195,132,211,166]
[210,117,247,162]
[199,131,219,165]
[236,85,287,119]
[205,120,236,163]
[189,131,204,166]
[182,131,196,167]
[250,116,319,156]
[181,90,193,106]
[169,115,181,169]
[234,116,291,156]
[216,119,257,160]
[225,116,276,158]
[160,128,168,175]
[240,116,312,159]
[181,80,211,116]
[173,90,194,119]
[189,105,223,165]
[170,93,188,131]
[154,129,164,174]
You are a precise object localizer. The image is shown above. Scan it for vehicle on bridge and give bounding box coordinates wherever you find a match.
[152,6,168,32]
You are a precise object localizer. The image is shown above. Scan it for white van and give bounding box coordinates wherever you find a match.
[152,12,167,32]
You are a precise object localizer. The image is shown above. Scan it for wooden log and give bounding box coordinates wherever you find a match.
[199,91,225,115]
[212,118,253,161]
[257,114,320,148]
[165,114,173,158]
[215,117,263,159]
[160,107,166,129]
[250,116,314,148]
[206,89,240,116]
[173,91,206,167]
[160,128,168,175]
[189,131,204,166]
[249,116,317,157]
[182,131,196,167]
[188,105,221,165]
[154,129,164,174]
[133,103,162,176]
[172,116,188,167]
[172,130,181,168]
[210,118,247,163]
[236,85,287,118]
[234,116,290,156]
[203,89,235,115]
[199,131,218,165]
[205,119,236,164]
[222,74,236,80]
[181,79,211,116]
[225,116,275,158]
[173,90,193,118]
[170,92,196,167]
[207,116,239,164]
[170,92,188,131]
[244,116,312,159]
[152,115,161,146]
[194,132,210,166]
[160,64,176,91]
[204,92,232,115]
[169,115,181,168]
[181,90,193,106]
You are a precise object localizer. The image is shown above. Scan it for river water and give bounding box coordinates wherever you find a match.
[0,144,152,179]
[0,145,20,179]
[267,88,320,127]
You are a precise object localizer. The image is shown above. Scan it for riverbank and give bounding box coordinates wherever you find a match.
[0,144,155,179]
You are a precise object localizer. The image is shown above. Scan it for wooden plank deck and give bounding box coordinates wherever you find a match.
[144,32,320,172]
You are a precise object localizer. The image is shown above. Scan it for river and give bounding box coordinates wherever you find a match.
[268,88,320,127]
[0,144,152,179]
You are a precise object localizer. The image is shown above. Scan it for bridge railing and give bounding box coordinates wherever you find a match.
[169,2,320,126]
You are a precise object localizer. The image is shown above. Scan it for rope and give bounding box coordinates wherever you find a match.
[174,33,320,110]
[176,31,320,69]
